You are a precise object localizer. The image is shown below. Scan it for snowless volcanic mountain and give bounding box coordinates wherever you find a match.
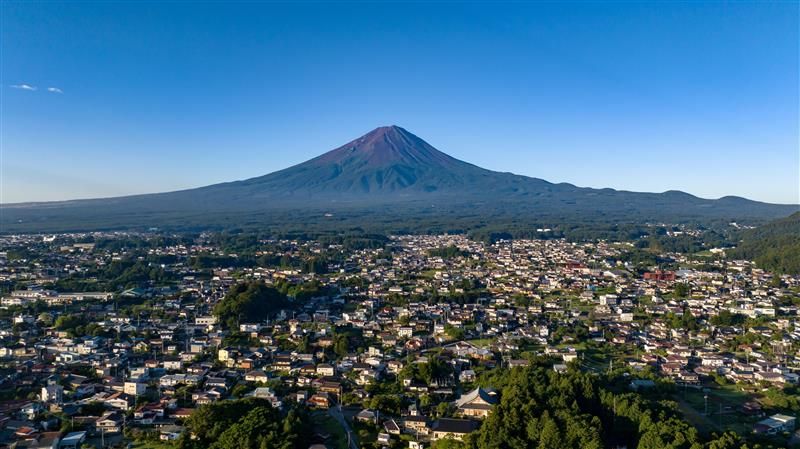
[212,125,557,196]
[2,125,797,232]
[285,125,468,193]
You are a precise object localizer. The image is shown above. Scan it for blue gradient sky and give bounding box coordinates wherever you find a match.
[2,1,798,204]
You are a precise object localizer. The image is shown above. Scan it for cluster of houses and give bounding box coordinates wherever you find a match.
[0,232,798,448]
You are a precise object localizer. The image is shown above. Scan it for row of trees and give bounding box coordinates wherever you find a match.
[53,257,177,292]
[428,245,469,259]
[190,253,329,274]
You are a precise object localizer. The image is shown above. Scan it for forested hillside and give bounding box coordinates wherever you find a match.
[729,212,800,274]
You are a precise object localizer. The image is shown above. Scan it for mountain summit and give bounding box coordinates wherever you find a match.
[313,125,459,169]
[2,126,796,232]
[236,125,500,195]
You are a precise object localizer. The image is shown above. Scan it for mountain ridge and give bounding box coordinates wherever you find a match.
[1,126,797,232]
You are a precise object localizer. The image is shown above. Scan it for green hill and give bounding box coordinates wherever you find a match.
[729,212,800,274]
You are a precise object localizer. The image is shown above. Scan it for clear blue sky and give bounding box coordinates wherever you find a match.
[2,1,798,204]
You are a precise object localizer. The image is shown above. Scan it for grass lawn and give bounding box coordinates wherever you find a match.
[675,385,756,436]
[353,420,379,447]
[692,250,716,258]
[578,343,637,372]
[467,338,493,348]
[417,270,439,280]
[131,441,175,449]
[312,412,349,449]
[557,341,588,351]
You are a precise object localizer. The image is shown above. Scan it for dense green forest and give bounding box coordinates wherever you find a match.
[728,212,800,274]
[428,245,470,259]
[177,398,310,449]
[212,279,334,329]
[463,363,767,449]
[4,188,790,235]
[213,282,292,329]
[53,257,179,292]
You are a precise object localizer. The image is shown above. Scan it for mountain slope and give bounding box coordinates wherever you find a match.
[207,125,559,197]
[728,212,800,274]
[1,125,797,233]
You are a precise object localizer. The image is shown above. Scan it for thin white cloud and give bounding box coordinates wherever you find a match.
[11,84,37,91]
[47,87,63,93]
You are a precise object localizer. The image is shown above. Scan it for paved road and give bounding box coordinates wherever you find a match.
[330,404,359,449]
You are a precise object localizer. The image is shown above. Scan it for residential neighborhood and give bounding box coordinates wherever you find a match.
[0,231,798,449]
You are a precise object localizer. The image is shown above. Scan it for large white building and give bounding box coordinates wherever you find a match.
[124,381,146,396]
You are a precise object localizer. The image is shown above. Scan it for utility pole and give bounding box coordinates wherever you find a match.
[185,318,190,353]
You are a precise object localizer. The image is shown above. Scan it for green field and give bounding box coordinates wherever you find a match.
[131,441,175,449]
[674,385,756,436]
[312,412,349,449]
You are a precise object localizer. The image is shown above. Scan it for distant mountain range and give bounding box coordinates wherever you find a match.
[2,126,797,233]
